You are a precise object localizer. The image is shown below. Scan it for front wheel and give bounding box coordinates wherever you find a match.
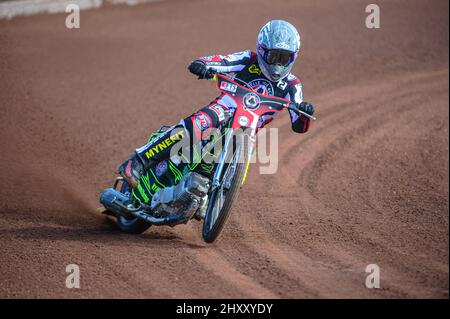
[116,181,152,234]
[202,137,250,243]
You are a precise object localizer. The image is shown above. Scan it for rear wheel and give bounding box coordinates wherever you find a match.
[116,182,152,234]
[202,136,250,243]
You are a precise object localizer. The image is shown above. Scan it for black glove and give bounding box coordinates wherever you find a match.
[188,60,215,79]
[297,101,315,116]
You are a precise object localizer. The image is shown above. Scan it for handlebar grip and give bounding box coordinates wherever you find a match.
[287,103,317,121]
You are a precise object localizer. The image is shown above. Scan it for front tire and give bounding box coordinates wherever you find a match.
[202,137,249,243]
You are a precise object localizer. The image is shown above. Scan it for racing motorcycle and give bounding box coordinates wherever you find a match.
[99,72,315,243]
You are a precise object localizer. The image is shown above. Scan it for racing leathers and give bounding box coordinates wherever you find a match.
[119,50,314,188]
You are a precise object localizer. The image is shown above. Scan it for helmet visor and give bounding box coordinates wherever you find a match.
[264,49,296,66]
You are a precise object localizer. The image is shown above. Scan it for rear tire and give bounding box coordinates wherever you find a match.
[116,182,152,234]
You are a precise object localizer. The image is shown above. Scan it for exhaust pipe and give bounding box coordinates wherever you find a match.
[99,188,196,226]
[99,188,132,219]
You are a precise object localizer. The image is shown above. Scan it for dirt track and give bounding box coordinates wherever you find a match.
[0,0,448,298]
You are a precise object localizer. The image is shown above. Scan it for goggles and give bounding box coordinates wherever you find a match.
[262,48,296,66]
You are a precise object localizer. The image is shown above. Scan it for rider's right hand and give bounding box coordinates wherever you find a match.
[188,60,215,79]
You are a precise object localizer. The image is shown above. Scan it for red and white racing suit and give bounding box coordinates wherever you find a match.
[136,50,311,163]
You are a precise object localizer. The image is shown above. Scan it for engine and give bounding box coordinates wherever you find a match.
[150,172,210,219]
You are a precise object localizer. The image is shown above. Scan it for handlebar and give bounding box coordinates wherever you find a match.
[286,104,317,121]
[209,69,316,121]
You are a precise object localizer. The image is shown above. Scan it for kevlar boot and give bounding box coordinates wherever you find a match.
[118,153,146,189]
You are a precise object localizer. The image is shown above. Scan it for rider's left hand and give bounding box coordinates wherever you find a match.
[297,101,315,116]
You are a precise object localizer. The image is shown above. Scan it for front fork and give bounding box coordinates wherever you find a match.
[211,129,255,191]
[211,129,234,191]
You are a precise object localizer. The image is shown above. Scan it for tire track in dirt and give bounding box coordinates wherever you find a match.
[292,70,448,297]
[225,69,448,298]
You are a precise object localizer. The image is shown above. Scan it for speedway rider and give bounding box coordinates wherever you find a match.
[119,20,316,188]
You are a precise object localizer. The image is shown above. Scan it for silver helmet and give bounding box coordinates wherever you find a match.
[256,20,301,82]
